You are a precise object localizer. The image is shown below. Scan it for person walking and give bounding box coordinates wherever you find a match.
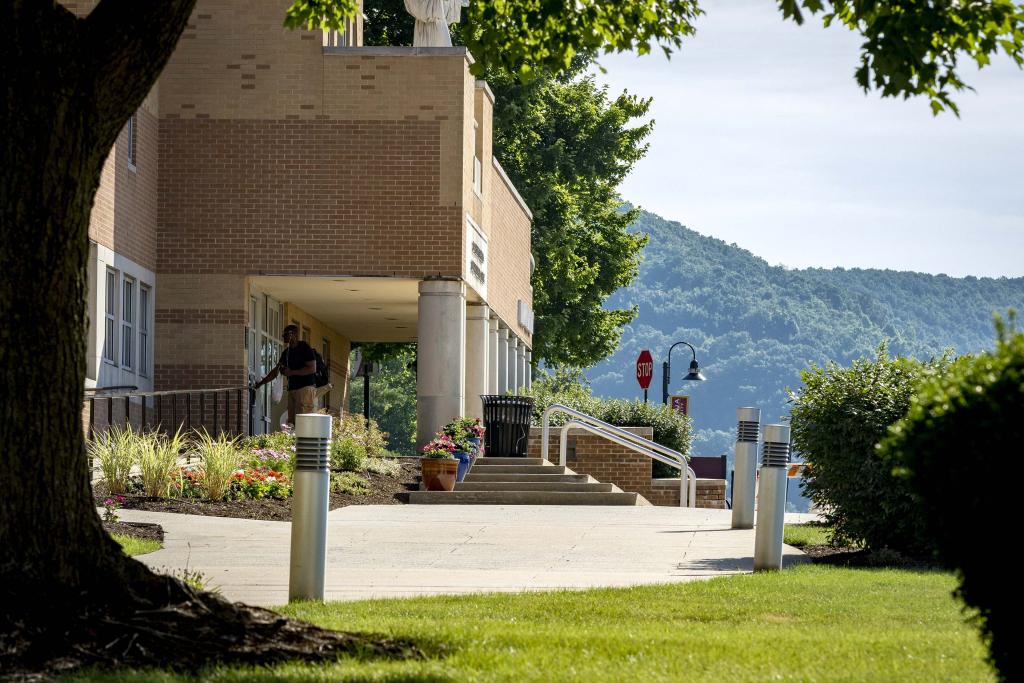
[254,324,317,427]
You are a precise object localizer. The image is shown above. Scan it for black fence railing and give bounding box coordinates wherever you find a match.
[83,385,256,440]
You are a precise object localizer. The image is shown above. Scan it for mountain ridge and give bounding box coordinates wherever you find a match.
[585,209,1023,457]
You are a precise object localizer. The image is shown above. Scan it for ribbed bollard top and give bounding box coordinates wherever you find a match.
[761,424,791,468]
[294,414,331,472]
[736,407,761,443]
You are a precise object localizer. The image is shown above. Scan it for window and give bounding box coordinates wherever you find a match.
[139,285,150,377]
[103,269,117,363]
[126,113,138,169]
[121,277,135,370]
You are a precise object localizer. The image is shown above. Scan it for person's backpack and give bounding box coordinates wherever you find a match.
[313,349,330,388]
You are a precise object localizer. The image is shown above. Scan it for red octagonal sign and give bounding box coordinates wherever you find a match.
[636,350,654,390]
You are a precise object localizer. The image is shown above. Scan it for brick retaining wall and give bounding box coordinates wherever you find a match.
[528,427,727,509]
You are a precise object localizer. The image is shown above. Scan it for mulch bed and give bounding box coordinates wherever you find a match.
[103,520,164,543]
[93,460,420,522]
[801,544,939,569]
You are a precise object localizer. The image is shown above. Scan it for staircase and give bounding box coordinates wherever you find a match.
[408,457,651,505]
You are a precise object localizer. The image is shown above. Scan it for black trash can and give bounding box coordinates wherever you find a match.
[481,395,535,457]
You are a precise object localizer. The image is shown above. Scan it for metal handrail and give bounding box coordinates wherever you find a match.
[561,420,696,507]
[541,403,697,508]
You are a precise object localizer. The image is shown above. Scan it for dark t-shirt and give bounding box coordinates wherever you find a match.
[279,342,316,391]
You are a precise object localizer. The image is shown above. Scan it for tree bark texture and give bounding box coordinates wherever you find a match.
[0,0,197,595]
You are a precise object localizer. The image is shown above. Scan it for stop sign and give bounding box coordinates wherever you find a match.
[636,350,654,390]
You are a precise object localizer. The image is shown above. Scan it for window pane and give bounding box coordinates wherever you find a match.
[122,323,132,368]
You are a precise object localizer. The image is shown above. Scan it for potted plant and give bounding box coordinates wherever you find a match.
[442,418,484,482]
[420,435,459,492]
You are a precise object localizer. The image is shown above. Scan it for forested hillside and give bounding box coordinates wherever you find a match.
[585,210,1024,456]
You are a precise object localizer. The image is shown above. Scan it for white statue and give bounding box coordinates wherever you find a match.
[404,0,469,48]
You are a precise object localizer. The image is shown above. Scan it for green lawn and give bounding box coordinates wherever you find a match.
[784,522,833,548]
[62,565,992,682]
[112,533,161,557]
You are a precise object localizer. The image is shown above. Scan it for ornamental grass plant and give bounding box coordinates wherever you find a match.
[88,425,137,495]
[195,431,242,501]
[138,428,187,497]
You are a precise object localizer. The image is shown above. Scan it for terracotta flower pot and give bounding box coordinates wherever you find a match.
[421,457,459,492]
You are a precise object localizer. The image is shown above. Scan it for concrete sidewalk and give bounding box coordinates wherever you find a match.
[120,505,809,607]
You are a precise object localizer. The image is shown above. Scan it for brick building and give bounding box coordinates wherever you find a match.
[79,0,534,447]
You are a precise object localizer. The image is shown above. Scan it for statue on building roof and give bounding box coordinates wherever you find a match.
[404,0,470,48]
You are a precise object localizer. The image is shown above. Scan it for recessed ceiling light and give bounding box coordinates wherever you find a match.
[395,326,407,329]
[385,317,398,321]
[369,306,383,310]
[347,289,360,292]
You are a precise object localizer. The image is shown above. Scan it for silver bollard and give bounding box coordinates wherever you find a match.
[289,413,332,601]
[754,424,790,572]
[731,407,760,529]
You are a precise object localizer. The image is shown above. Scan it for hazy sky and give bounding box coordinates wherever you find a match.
[590,1,1024,278]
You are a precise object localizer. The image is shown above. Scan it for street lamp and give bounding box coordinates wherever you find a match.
[662,341,706,404]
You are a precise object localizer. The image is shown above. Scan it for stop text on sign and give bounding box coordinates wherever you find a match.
[636,349,654,390]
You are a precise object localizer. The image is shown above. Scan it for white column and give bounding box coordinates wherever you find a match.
[508,336,519,394]
[488,316,499,394]
[416,279,466,450]
[517,344,527,394]
[496,325,509,394]
[465,304,490,421]
[525,349,532,391]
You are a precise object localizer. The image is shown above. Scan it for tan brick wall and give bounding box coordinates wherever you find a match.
[154,274,247,390]
[156,117,460,277]
[282,302,351,413]
[528,427,725,508]
[489,165,533,346]
[88,89,160,271]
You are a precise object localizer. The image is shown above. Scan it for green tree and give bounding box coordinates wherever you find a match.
[349,344,418,454]
[3,0,1021,673]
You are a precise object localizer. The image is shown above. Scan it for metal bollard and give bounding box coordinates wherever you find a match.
[289,413,332,601]
[731,407,760,529]
[754,424,790,572]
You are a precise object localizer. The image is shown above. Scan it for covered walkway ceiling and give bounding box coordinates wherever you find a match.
[250,276,425,343]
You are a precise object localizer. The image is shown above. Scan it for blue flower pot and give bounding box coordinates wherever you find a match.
[468,437,482,458]
[454,451,472,482]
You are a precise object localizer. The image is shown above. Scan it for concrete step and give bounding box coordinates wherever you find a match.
[455,481,616,493]
[467,465,567,475]
[463,473,595,483]
[407,491,650,506]
[474,457,547,466]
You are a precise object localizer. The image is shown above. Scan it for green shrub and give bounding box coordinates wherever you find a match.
[331,436,366,472]
[195,431,241,501]
[138,429,186,498]
[365,456,402,477]
[331,471,371,495]
[789,346,939,553]
[881,318,1023,681]
[89,426,138,495]
[331,414,388,471]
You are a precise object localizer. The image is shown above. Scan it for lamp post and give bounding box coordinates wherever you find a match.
[662,341,706,405]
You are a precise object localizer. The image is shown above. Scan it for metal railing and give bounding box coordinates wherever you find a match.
[541,404,697,507]
[84,385,255,440]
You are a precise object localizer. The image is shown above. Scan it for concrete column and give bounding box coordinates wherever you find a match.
[488,316,499,394]
[525,349,532,391]
[465,304,490,421]
[508,336,519,394]
[416,279,466,450]
[496,325,509,394]
[516,339,524,393]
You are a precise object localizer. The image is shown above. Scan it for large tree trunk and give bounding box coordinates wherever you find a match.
[0,0,196,596]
